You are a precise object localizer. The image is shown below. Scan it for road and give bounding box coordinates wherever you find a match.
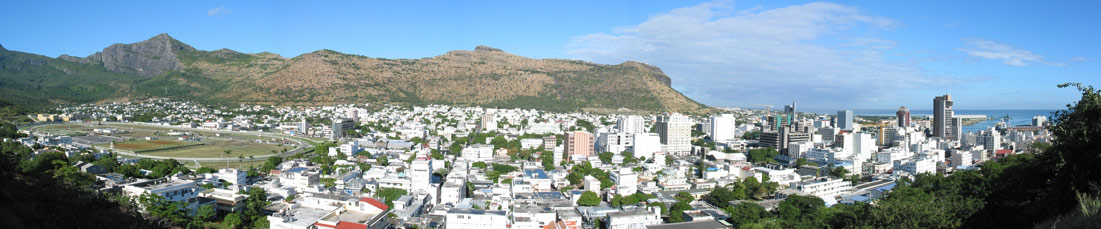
[27,122,313,163]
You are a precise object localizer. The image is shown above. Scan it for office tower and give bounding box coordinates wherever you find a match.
[934,95,956,139]
[480,112,497,132]
[896,106,911,127]
[1032,115,1047,127]
[332,118,355,139]
[564,131,594,158]
[837,110,854,131]
[617,115,646,134]
[298,119,309,136]
[710,114,737,142]
[783,101,797,124]
[760,126,811,156]
[656,113,692,155]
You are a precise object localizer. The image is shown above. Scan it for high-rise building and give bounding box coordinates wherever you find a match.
[656,113,692,155]
[480,112,497,132]
[331,118,355,139]
[346,109,359,122]
[617,115,646,134]
[784,101,797,122]
[710,114,737,142]
[837,110,854,131]
[564,131,594,158]
[410,154,433,194]
[632,133,661,160]
[896,106,911,127]
[1032,115,1048,127]
[298,119,309,136]
[934,95,957,140]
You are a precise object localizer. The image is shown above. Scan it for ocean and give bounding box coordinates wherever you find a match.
[799,109,1058,133]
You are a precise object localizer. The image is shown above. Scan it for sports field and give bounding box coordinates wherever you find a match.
[109,139,199,151]
[141,141,286,158]
[33,123,294,159]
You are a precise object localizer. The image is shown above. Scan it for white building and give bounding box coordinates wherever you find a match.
[461,144,495,161]
[710,114,737,142]
[606,207,662,229]
[896,158,936,175]
[279,167,319,190]
[410,156,434,194]
[611,168,638,196]
[520,138,544,150]
[657,113,692,155]
[597,132,633,154]
[617,115,646,134]
[632,133,662,161]
[790,177,852,198]
[445,208,508,229]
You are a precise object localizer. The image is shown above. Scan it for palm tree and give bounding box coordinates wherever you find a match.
[249,155,256,168]
[223,149,232,169]
[238,155,245,169]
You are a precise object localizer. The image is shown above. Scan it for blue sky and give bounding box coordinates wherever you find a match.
[2,1,1098,110]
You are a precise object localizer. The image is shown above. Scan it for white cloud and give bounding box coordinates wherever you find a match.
[567,1,963,108]
[958,39,1063,67]
[207,6,232,17]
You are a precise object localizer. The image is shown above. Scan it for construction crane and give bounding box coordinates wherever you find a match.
[754,104,773,116]
[866,122,890,145]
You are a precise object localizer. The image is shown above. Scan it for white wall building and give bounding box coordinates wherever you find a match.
[710,114,737,142]
[445,208,508,229]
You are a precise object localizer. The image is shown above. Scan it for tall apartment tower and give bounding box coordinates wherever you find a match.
[480,112,497,132]
[656,113,692,155]
[934,95,956,139]
[563,131,594,158]
[299,119,309,136]
[617,115,646,134]
[710,114,737,142]
[896,106,911,127]
[837,110,854,131]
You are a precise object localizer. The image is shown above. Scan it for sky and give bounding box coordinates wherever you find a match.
[2,0,1098,110]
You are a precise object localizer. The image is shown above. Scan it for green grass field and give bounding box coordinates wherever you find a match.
[108,139,199,151]
[141,141,285,158]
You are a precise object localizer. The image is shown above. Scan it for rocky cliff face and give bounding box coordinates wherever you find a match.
[83,33,193,77]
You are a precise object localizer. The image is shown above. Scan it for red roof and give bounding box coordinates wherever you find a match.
[996,149,1013,156]
[359,197,389,210]
[336,221,368,229]
[314,222,337,228]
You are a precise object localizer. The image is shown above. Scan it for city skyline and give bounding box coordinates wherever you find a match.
[2,1,1097,110]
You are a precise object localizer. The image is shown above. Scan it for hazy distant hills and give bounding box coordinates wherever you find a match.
[1,34,708,113]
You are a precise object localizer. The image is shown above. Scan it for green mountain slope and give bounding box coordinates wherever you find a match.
[1,34,710,113]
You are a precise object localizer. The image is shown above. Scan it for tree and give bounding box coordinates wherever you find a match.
[577,191,601,206]
[747,147,778,163]
[472,161,487,169]
[377,155,389,166]
[675,191,694,203]
[706,187,737,208]
[222,213,243,228]
[223,149,232,169]
[598,152,614,163]
[138,193,190,227]
[724,202,768,227]
[196,167,217,174]
[195,204,215,222]
[669,201,691,223]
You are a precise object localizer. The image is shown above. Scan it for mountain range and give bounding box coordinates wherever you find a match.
[0,34,708,113]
